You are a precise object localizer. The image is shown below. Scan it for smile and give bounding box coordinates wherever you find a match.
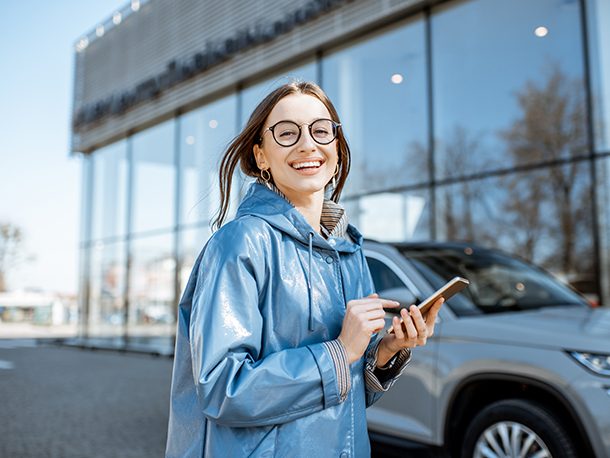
[290,160,324,170]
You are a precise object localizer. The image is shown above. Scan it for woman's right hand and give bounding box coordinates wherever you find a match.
[337,294,399,364]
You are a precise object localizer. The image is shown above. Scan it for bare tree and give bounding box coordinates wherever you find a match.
[501,67,589,274]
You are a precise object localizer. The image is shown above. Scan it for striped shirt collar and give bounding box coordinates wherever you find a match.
[257,179,348,239]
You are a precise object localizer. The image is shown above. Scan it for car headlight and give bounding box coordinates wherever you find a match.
[569,351,610,376]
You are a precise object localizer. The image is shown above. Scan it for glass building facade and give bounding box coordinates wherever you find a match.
[78,0,610,352]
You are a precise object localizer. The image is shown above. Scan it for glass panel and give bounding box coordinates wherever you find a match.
[344,188,431,242]
[77,246,89,338]
[131,120,176,234]
[587,0,610,152]
[88,240,126,338]
[79,155,93,245]
[236,61,317,202]
[399,244,588,317]
[128,232,175,340]
[366,257,406,292]
[240,61,318,127]
[436,161,596,302]
[91,140,128,241]
[178,226,210,297]
[432,0,586,179]
[323,18,428,196]
[179,94,238,227]
[596,156,610,306]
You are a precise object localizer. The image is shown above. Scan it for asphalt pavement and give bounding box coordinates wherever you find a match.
[0,340,173,458]
[0,339,434,458]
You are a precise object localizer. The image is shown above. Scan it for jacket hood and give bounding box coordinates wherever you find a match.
[236,182,363,254]
[236,182,364,332]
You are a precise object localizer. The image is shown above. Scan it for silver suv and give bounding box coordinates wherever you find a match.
[364,240,610,457]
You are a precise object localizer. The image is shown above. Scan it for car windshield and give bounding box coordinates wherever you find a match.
[397,245,589,316]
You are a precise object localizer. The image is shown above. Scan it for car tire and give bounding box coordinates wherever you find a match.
[461,399,578,458]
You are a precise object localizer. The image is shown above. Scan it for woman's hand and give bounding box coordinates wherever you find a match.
[337,294,399,364]
[377,297,444,366]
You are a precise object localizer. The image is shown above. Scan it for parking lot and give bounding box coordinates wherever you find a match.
[0,339,435,458]
[0,340,173,458]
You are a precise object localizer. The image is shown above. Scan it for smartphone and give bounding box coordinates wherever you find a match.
[387,276,470,334]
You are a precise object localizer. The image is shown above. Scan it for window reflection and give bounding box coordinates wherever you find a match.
[236,61,318,200]
[91,140,128,241]
[132,120,176,234]
[240,61,318,127]
[88,240,126,338]
[178,226,210,296]
[436,161,595,301]
[432,0,586,178]
[179,94,238,227]
[344,189,431,242]
[323,18,428,196]
[80,155,94,245]
[128,233,175,339]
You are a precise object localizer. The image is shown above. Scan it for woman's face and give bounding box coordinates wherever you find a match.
[253,93,339,203]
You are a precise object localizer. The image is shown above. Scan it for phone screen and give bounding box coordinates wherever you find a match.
[417,276,470,315]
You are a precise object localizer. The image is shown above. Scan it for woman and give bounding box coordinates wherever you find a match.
[166,81,442,457]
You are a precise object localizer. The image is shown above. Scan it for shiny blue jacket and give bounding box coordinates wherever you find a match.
[166,182,385,457]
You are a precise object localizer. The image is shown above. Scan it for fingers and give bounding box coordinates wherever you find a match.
[391,307,427,346]
[391,315,405,340]
[423,297,443,336]
[349,295,399,306]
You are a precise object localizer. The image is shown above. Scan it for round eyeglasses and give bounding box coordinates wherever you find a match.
[261,118,341,147]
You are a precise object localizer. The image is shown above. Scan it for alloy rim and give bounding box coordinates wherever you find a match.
[473,421,551,458]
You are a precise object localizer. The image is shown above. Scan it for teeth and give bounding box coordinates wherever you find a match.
[292,161,321,169]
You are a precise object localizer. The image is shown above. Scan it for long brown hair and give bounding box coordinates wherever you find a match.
[212,81,351,230]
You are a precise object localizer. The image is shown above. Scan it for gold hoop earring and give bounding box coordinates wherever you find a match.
[261,168,271,183]
[332,164,339,189]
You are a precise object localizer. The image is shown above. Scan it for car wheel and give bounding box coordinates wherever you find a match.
[461,399,577,458]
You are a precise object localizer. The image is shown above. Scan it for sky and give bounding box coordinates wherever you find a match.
[0,1,126,294]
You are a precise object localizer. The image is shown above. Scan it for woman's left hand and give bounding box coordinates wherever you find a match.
[379,297,444,357]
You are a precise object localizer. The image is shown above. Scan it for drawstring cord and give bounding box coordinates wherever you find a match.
[308,231,314,332]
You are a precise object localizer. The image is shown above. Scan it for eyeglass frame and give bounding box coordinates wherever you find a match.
[259,118,342,147]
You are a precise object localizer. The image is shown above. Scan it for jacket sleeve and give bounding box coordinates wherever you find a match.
[189,220,342,428]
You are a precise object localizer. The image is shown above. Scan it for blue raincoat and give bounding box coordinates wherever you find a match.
[166,182,394,457]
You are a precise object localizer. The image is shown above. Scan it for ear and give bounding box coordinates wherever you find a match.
[253,144,267,169]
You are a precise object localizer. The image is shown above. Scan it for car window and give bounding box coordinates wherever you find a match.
[366,257,405,293]
[399,245,588,316]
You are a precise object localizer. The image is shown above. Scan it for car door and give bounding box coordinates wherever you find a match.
[364,249,441,445]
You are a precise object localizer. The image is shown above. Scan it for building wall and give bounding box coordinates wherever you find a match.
[71,0,426,153]
[73,0,610,345]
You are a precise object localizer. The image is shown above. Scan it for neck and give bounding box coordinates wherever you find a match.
[277,186,325,233]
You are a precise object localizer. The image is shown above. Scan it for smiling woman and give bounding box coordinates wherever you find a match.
[165,81,443,457]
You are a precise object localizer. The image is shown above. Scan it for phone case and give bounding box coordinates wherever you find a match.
[386,276,469,334]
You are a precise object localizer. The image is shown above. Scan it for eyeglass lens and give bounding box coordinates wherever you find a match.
[271,119,337,147]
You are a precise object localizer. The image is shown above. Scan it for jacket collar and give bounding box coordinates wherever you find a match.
[236,182,363,254]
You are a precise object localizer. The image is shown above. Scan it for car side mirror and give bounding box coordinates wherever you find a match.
[379,287,418,314]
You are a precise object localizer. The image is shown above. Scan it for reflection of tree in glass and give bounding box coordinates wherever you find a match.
[500,67,591,276]
[359,139,429,193]
[502,66,587,164]
[438,67,593,285]
[439,127,497,244]
[441,126,493,178]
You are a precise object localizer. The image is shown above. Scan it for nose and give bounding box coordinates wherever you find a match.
[297,125,317,150]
